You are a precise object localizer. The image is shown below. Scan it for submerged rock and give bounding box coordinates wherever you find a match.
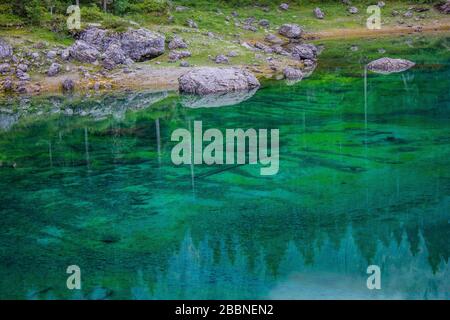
[367,57,415,74]
[178,67,260,95]
[278,24,303,39]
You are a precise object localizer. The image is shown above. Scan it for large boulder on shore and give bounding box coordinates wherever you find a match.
[367,57,415,74]
[290,44,318,60]
[120,28,165,61]
[70,27,165,65]
[69,40,101,63]
[178,67,260,95]
[0,38,13,59]
[436,0,450,14]
[278,24,303,39]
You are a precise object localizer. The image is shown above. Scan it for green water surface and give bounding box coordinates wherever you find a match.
[0,34,449,299]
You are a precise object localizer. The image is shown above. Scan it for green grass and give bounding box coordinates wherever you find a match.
[0,1,447,76]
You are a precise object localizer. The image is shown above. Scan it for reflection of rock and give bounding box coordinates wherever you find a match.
[283,67,303,80]
[0,112,19,131]
[68,91,168,120]
[181,89,257,108]
[367,57,415,74]
[179,67,260,95]
[0,91,169,131]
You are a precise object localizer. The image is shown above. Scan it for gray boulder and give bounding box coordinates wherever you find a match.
[69,40,101,63]
[78,27,165,62]
[120,28,165,61]
[180,60,190,67]
[265,34,284,45]
[0,63,11,74]
[186,19,198,29]
[214,54,229,64]
[367,57,415,74]
[168,37,188,50]
[377,1,385,8]
[278,24,303,39]
[436,0,450,14]
[259,19,270,28]
[0,38,13,59]
[283,67,303,80]
[279,3,289,11]
[403,10,413,18]
[291,44,318,60]
[16,70,30,81]
[47,50,57,59]
[102,42,127,68]
[314,8,325,19]
[47,63,61,76]
[61,49,70,60]
[62,78,75,92]
[178,67,260,95]
[169,50,191,62]
[79,27,111,49]
[349,7,358,14]
[272,45,290,56]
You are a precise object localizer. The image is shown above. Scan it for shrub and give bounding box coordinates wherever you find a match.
[129,0,169,14]
[80,4,105,22]
[102,15,131,32]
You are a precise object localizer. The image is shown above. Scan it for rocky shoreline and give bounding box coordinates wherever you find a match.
[0,19,320,96]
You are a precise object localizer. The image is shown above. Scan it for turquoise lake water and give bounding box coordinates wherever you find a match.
[0,34,449,299]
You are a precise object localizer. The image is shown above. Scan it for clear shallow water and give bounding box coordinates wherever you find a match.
[0,35,449,299]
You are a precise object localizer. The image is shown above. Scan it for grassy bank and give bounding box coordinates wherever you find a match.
[0,1,449,94]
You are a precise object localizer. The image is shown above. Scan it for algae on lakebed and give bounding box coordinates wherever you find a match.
[0,35,449,299]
